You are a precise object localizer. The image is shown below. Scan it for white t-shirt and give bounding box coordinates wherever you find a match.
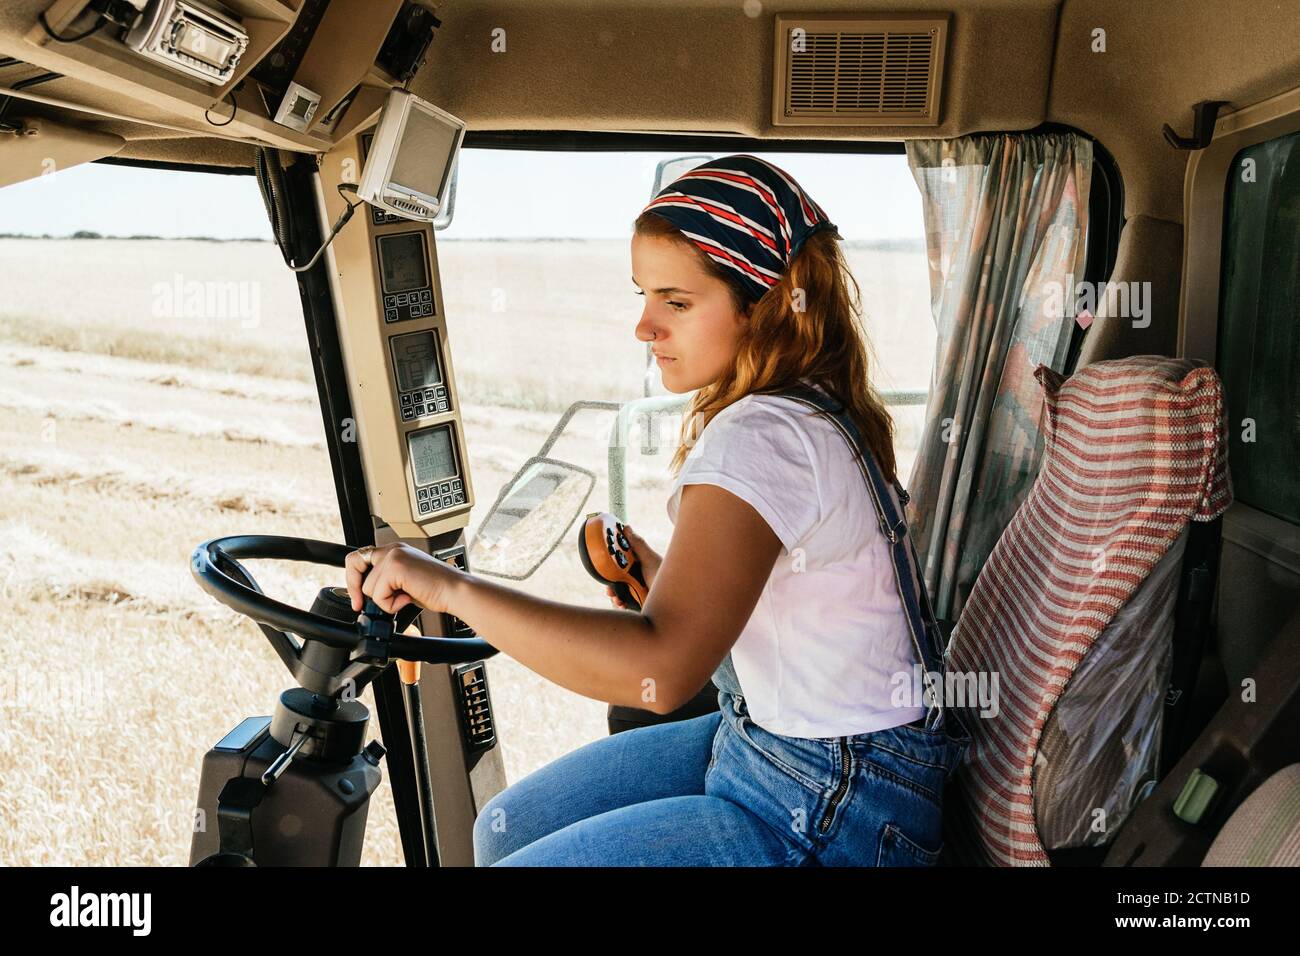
[666,386,926,738]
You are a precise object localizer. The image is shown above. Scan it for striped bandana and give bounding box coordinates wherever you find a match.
[640,154,838,303]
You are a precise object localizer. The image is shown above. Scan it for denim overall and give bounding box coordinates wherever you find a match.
[473,383,973,866]
[699,382,973,864]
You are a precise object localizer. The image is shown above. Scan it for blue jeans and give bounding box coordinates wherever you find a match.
[473,691,966,866]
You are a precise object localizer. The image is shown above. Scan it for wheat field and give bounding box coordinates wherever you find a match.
[0,236,933,865]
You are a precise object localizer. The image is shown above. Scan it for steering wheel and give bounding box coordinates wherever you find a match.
[190,535,497,696]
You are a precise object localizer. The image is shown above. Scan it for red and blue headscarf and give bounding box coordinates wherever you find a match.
[640,154,839,303]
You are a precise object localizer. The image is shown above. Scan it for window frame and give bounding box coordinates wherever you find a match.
[1181,85,1300,363]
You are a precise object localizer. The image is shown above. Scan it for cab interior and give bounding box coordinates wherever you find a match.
[1,0,1298,868]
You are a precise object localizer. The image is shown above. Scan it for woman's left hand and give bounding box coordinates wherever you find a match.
[344,542,463,616]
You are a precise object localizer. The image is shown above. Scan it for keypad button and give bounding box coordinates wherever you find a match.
[401,408,414,421]
[417,488,428,500]
[413,404,425,415]
[431,498,442,510]
[384,295,396,307]
[439,481,451,494]
[401,394,413,406]
[454,491,465,503]
[614,551,628,569]
[436,399,448,411]
[418,501,431,514]
[442,495,453,507]
[385,308,398,322]
[435,386,446,397]
[420,290,431,302]
[451,479,462,491]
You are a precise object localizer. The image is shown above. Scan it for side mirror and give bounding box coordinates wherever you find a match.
[432,158,459,231]
[469,457,596,580]
[650,154,714,199]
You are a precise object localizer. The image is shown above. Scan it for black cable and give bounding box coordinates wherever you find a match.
[255,148,362,273]
[205,89,237,127]
[255,147,295,262]
[13,71,62,91]
[38,11,106,43]
[289,183,360,273]
[0,71,63,129]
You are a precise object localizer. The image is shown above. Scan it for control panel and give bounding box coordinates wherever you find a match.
[377,231,437,322]
[318,133,474,540]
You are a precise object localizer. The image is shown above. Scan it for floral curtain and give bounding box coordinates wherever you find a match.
[904,132,1093,621]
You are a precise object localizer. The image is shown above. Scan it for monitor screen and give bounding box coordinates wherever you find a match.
[377,232,428,294]
[409,426,458,487]
[390,330,442,392]
[389,101,458,203]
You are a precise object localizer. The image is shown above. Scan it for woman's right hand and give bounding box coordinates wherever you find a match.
[605,524,661,610]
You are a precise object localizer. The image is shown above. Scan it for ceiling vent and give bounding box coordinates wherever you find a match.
[773,14,949,126]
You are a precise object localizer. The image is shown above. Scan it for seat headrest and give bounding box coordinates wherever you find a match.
[1035,355,1232,523]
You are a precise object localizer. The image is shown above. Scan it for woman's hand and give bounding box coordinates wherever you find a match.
[604,524,661,610]
[344,542,463,616]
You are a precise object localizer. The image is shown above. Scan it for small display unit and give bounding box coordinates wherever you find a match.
[408,424,467,516]
[390,330,451,421]
[360,131,411,225]
[357,89,464,222]
[376,231,436,323]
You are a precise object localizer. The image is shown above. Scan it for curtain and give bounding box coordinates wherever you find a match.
[904,132,1093,621]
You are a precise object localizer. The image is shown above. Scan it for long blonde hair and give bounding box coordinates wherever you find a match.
[635,210,899,485]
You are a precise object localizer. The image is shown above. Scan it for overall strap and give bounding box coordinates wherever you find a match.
[771,383,948,729]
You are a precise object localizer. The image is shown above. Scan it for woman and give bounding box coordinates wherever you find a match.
[344,154,969,866]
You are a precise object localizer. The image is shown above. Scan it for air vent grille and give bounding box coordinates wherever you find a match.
[774,16,948,127]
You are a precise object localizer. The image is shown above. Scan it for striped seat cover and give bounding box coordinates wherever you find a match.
[942,355,1233,866]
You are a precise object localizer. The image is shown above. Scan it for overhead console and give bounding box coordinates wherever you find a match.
[8,0,440,152]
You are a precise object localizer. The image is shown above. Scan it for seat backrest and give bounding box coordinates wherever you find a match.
[941,355,1233,866]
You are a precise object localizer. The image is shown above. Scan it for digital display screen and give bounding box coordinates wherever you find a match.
[377,232,429,294]
[390,331,442,392]
[409,426,458,488]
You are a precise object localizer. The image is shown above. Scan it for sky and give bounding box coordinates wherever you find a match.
[0,147,925,241]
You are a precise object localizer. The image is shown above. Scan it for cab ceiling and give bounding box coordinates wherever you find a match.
[2,0,1299,224]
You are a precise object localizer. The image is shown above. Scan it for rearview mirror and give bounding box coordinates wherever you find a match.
[468,457,596,580]
[650,154,714,199]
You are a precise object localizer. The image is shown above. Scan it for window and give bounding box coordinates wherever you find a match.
[439,146,933,781]
[1217,128,1300,525]
[0,162,347,863]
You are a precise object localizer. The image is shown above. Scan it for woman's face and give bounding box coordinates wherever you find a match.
[630,233,747,393]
